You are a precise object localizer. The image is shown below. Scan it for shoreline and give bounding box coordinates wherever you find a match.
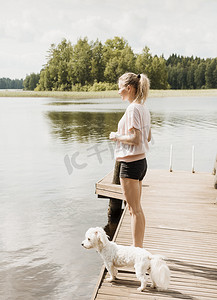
[0,89,217,99]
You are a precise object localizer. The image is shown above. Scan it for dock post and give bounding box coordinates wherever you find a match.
[213,154,217,175]
[105,161,123,238]
[169,144,173,172]
[192,145,195,173]
[108,161,122,217]
[213,154,217,189]
[112,161,121,185]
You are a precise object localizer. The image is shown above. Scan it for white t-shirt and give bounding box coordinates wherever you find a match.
[115,102,151,161]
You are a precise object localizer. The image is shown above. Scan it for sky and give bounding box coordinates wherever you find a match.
[0,0,217,79]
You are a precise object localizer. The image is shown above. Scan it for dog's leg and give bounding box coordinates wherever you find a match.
[150,281,157,289]
[150,279,163,291]
[135,263,148,292]
[104,263,116,282]
[113,266,118,278]
[149,264,157,289]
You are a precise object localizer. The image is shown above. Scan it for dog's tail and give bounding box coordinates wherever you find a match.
[149,255,170,290]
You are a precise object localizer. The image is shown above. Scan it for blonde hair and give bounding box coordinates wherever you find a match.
[119,72,150,103]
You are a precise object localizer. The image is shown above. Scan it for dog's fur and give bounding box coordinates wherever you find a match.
[82,227,170,292]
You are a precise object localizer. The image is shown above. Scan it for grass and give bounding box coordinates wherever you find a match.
[0,89,217,99]
[0,90,119,99]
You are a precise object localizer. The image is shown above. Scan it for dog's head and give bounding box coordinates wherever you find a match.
[81,227,109,250]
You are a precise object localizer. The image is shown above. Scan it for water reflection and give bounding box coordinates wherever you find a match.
[46,110,217,144]
[150,112,217,130]
[45,111,124,142]
[150,112,165,128]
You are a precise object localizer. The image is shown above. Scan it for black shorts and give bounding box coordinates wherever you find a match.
[119,158,147,181]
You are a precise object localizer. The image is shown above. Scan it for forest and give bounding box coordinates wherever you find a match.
[2,37,217,91]
[0,78,23,89]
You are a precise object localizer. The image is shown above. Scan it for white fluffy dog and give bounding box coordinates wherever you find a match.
[82,227,170,292]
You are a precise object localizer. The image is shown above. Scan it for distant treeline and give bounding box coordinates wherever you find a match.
[0,77,23,89]
[23,37,217,91]
[167,54,217,89]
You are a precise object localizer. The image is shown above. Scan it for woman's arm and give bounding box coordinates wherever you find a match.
[109,128,141,146]
[148,128,151,142]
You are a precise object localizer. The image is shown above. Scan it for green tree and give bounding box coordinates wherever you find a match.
[104,57,120,83]
[186,63,196,89]
[167,66,178,89]
[36,69,53,91]
[178,66,188,89]
[213,64,217,87]
[35,36,217,91]
[194,62,206,88]
[23,73,40,90]
[45,43,60,90]
[0,77,23,89]
[149,56,168,89]
[117,45,136,75]
[103,37,134,82]
[37,39,73,91]
[68,38,92,86]
[90,39,105,83]
[205,58,217,88]
[136,49,168,89]
[56,39,73,90]
[103,36,128,62]
[135,46,152,78]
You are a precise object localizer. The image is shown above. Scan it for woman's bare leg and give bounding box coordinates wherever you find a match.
[139,180,145,236]
[120,178,145,247]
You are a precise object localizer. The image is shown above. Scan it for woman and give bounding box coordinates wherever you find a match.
[109,72,151,248]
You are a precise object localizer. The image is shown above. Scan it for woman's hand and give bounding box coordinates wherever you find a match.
[109,128,141,145]
[109,132,117,140]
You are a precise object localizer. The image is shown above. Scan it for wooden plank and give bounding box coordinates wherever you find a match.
[92,169,217,300]
[91,206,128,300]
[95,188,125,200]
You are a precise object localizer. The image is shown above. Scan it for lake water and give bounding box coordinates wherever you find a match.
[0,96,217,300]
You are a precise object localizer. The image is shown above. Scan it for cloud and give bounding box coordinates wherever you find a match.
[0,0,217,78]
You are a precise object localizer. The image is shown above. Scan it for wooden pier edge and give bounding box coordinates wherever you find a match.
[91,168,217,300]
[90,205,127,300]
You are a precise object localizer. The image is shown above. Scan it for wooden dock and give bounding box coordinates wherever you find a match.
[92,169,217,300]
